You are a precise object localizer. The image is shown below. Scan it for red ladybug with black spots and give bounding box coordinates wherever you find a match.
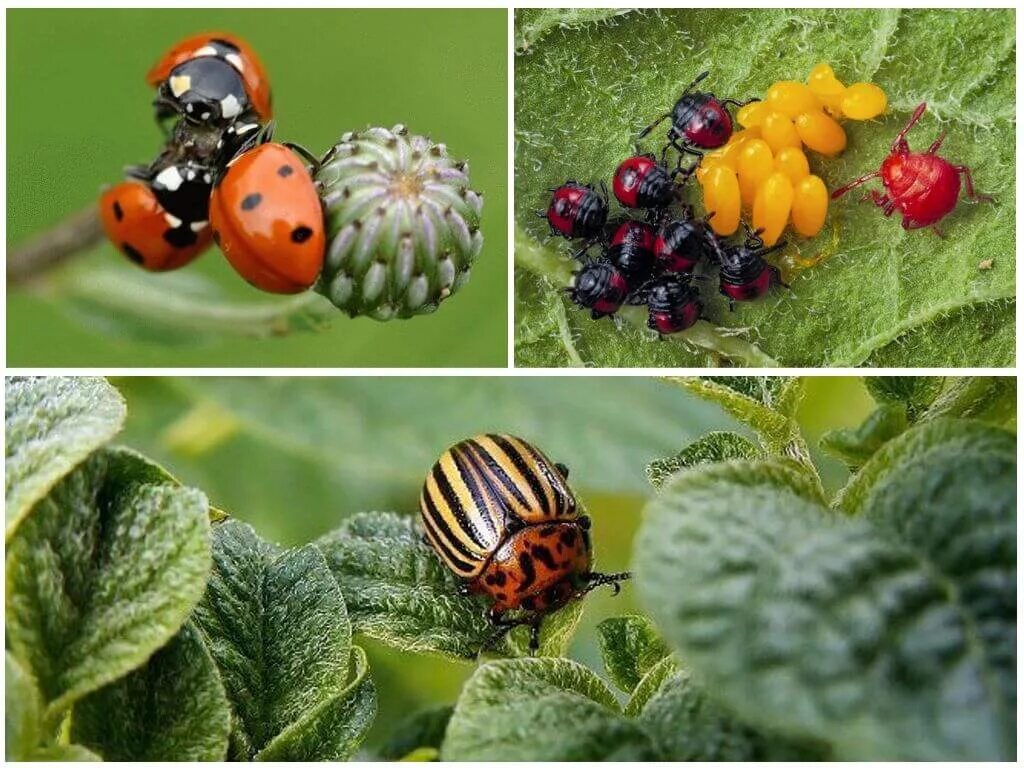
[209,127,325,293]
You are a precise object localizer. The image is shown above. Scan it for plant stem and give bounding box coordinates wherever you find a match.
[7,203,105,286]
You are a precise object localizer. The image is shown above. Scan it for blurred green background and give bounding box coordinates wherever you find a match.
[7,9,507,367]
[109,375,873,748]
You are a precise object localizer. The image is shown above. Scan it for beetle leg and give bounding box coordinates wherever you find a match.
[953,166,995,204]
[931,225,947,238]
[720,96,760,109]
[831,170,881,199]
[926,131,947,155]
[528,622,542,652]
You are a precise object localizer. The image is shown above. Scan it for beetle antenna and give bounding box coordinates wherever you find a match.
[683,70,711,94]
[893,102,928,152]
[638,113,671,140]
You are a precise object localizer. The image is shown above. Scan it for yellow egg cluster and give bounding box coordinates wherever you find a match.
[696,64,887,244]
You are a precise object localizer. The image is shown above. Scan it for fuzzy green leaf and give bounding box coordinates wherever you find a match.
[646,431,760,488]
[316,511,581,661]
[255,646,376,761]
[442,658,657,760]
[635,457,1015,759]
[191,520,367,760]
[596,615,671,693]
[5,376,126,539]
[377,705,454,761]
[921,376,1017,424]
[820,403,909,469]
[6,652,43,760]
[863,376,944,415]
[5,447,211,723]
[515,9,1014,367]
[71,622,231,761]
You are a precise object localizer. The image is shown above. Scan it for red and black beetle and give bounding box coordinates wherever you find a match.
[706,224,785,308]
[654,214,713,274]
[542,181,609,240]
[831,102,993,234]
[638,70,758,161]
[567,258,630,319]
[643,274,703,335]
[612,154,681,210]
[607,219,657,285]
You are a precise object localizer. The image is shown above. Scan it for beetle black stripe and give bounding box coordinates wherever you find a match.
[520,439,572,517]
[451,444,499,539]
[464,438,533,514]
[489,434,552,515]
[432,464,490,549]
[421,489,478,573]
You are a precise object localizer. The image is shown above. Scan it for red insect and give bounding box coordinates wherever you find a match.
[100,180,211,271]
[831,102,993,233]
[147,31,273,121]
[543,182,608,240]
[612,154,676,209]
[209,140,325,294]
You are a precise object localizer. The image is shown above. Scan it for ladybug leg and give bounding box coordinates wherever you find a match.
[926,131,947,155]
[719,97,760,109]
[953,166,995,204]
[638,112,672,140]
[283,142,322,172]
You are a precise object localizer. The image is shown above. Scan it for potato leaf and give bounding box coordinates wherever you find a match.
[596,615,671,692]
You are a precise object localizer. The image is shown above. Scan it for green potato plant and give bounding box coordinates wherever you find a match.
[4,376,1016,760]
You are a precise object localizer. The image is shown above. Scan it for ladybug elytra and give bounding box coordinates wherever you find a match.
[420,434,629,651]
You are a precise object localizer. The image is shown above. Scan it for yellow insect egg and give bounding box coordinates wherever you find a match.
[807,63,846,116]
[795,111,847,156]
[760,111,802,153]
[774,146,810,184]
[736,139,775,209]
[752,172,793,246]
[791,175,829,237]
[702,165,741,236]
[766,81,821,119]
[737,101,771,128]
[841,82,887,120]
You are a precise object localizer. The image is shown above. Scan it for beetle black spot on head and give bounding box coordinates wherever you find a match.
[112,201,124,221]
[241,193,262,211]
[291,226,313,243]
[277,164,295,177]
[121,243,144,265]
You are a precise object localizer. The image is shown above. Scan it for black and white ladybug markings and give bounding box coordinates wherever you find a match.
[156,56,256,127]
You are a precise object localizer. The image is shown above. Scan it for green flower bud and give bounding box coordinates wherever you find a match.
[314,125,484,320]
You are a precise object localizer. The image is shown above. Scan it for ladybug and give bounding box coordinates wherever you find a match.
[155,56,258,127]
[644,275,703,335]
[147,31,273,121]
[654,215,712,273]
[831,102,993,233]
[638,70,757,159]
[607,220,657,284]
[567,258,630,319]
[99,180,212,271]
[209,129,325,294]
[611,154,679,209]
[706,224,785,308]
[420,434,630,651]
[134,158,215,226]
[542,181,608,240]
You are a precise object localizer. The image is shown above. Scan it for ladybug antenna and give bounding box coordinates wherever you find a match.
[582,571,632,597]
[683,70,711,94]
[637,112,672,140]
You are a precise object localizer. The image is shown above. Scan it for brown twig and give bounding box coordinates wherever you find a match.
[7,203,105,287]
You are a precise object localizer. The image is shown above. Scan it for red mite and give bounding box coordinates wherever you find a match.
[638,70,758,160]
[612,154,677,209]
[607,220,657,284]
[831,102,993,233]
[644,275,703,335]
[543,182,609,239]
[567,259,630,319]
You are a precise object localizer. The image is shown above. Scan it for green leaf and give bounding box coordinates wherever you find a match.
[820,403,908,469]
[71,622,231,761]
[29,744,102,761]
[635,457,1014,759]
[5,447,211,723]
[596,615,671,692]
[316,511,580,661]
[515,8,631,51]
[191,520,369,760]
[5,376,126,539]
[515,9,1014,367]
[6,652,43,760]
[922,376,1017,424]
[256,646,376,761]
[626,658,815,760]
[863,376,944,416]
[442,658,657,760]
[377,705,454,761]
[646,431,760,488]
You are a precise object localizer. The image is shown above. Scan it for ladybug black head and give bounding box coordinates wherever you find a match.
[158,57,252,127]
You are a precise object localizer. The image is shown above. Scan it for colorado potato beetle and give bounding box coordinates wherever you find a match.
[420,434,630,651]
